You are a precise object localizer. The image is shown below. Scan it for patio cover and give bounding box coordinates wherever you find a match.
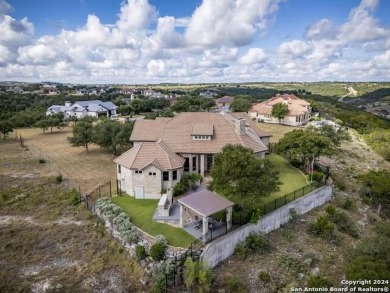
[178,189,234,217]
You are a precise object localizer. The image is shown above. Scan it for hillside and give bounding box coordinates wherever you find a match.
[213,128,390,292]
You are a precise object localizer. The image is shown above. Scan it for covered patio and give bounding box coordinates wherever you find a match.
[178,189,234,243]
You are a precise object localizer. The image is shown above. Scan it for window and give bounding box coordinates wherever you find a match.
[118,165,121,174]
[135,170,142,174]
[163,171,169,181]
[149,172,156,176]
[173,170,177,180]
[192,157,196,171]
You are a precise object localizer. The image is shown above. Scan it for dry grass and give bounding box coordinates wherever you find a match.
[0,140,148,292]
[256,123,301,143]
[17,127,117,194]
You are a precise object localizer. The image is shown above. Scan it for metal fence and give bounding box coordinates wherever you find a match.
[85,181,112,210]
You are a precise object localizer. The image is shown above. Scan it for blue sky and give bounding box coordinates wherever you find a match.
[1,0,390,83]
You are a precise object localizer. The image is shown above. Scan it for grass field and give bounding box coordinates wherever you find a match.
[264,154,308,204]
[256,123,300,143]
[112,196,195,248]
[17,127,117,194]
[0,140,147,292]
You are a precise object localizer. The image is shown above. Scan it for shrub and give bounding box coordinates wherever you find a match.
[150,242,166,261]
[325,204,336,215]
[154,235,168,247]
[135,245,146,261]
[234,243,248,260]
[225,276,248,293]
[278,254,308,276]
[342,198,355,210]
[312,171,324,182]
[307,276,333,288]
[308,215,336,239]
[258,271,272,283]
[327,208,360,238]
[69,190,80,206]
[289,208,299,222]
[55,174,63,183]
[38,158,46,164]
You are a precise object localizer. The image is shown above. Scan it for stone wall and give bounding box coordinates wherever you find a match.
[201,185,333,268]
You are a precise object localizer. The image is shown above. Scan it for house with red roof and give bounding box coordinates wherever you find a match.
[249,94,311,126]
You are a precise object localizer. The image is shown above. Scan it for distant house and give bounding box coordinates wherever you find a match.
[46,100,117,119]
[199,90,217,98]
[216,96,234,109]
[45,86,58,95]
[114,112,270,199]
[249,94,311,126]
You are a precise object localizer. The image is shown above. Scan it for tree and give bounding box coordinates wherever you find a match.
[276,129,334,167]
[359,169,390,214]
[0,120,13,139]
[271,103,289,124]
[231,97,252,112]
[67,120,94,152]
[210,144,280,207]
[93,120,134,155]
[309,125,351,148]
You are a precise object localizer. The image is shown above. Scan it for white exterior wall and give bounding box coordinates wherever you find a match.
[261,136,270,147]
[132,165,162,199]
[255,114,308,126]
[162,168,183,190]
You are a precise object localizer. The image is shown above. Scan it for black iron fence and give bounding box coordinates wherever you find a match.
[85,181,112,210]
[261,181,323,215]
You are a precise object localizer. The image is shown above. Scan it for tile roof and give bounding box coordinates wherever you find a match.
[114,140,185,171]
[130,112,268,154]
[191,123,214,136]
[179,189,234,217]
[250,94,310,116]
[216,96,234,104]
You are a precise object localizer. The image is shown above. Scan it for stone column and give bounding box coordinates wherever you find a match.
[189,155,193,174]
[180,205,184,228]
[202,216,209,244]
[226,206,232,231]
[200,154,205,176]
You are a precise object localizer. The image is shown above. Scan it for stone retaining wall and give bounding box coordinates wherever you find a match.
[201,185,333,268]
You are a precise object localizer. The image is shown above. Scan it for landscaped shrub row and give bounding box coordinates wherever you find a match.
[96,197,140,244]
[173,173,203,196]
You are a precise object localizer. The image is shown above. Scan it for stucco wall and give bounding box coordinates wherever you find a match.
[201,185,333,268]
[132,165,162,199]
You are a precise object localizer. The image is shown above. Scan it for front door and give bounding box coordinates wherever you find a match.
[135,185,144,199]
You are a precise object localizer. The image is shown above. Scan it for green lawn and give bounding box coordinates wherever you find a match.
[112,196,195,248]
[263,154,308,204]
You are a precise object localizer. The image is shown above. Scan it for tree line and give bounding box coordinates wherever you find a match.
[67,118,134,155]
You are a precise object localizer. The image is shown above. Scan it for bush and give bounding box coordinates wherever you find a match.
[307,276,333,288]
[69,190,80,206]
[55,174,63,183]
[225,276,248,293]
[342,198,355,210]
[234,243,248,260]
[38,158,46,164]
[135,245,146,261]
[150,242,166,261]
[326,208,359,238]
[258,271,272,283]
[234,232,272,259]
[308,215,336,239]
[154,235,168,247]
[312,171,324,182]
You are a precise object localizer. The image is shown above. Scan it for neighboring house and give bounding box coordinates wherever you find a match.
[249,94,311,126]
[46,100,117,119]
[216,96,234,109]
[44,86,58,95]
[114,112,271,199]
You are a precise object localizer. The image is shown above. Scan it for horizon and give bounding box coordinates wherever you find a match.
[1,0,390,84]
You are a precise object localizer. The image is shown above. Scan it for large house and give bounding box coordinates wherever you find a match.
[114,112,271,199]
[46,100,117,119]
[249,94,311,126]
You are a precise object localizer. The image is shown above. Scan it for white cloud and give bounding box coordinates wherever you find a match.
[185,0,281,48]
[239,48,267,64]
[0,0,389,83]
[277,40,312,58]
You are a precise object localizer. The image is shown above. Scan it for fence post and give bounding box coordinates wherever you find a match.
[274,199,277,210]
[99,185,101,197]
[109,181,112,198]
[86,194,89,209]
[284,194,287,204]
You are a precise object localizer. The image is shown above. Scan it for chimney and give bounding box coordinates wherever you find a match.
[65,101,71,107]
[235,118,245,136]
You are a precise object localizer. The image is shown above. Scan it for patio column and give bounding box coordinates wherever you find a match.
[202,216,209,244]
[200,155,205,176]
[226,206,232,231]
[179,205,184,228]
[189,155,193,174]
